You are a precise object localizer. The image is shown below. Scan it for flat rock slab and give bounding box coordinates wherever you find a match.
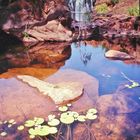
[17,75,83,104]
[105,50,133,60]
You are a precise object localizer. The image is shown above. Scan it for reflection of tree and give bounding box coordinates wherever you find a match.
[76,42,92,65]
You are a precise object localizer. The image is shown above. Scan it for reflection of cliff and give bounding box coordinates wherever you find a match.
[85,38,140,64]
[0,42,71,73]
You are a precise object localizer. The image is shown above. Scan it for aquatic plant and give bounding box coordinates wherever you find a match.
[0,103,98,140]
[121,72,140,89]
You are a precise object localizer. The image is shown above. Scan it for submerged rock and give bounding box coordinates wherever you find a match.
[105,50,133,60]
[0,69,98,121]
[17,75,83,104]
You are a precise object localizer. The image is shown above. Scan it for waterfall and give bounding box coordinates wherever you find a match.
[68,0,94,22]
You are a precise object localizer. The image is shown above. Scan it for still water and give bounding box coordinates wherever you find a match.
[61,42,140,95]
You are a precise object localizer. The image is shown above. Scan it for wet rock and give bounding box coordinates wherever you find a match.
[105,50,133,60]
[46,69,99,109]
[97,94,140,114]
[17,75,83,104]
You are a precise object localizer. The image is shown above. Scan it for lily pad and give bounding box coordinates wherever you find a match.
[34,118,44,126]
[25,120,35,127]
[17,125,24,131]
[77,115,86,122]
[49,127,58,134]
[86,114,97,120]
[48,119,60,126]
[60,116,74,124]
[87,108,97,114]
[48,115,56,121]
[58,106,68,112]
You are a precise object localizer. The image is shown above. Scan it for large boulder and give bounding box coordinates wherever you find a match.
[23,20,72,42]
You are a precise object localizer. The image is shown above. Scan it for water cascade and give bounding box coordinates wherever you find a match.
[67,0,96,39]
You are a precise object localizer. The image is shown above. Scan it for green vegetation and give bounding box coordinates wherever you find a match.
[128,6,139,16]
[0,104,98,139]
[110,0,119,5]
[95,3,109,14]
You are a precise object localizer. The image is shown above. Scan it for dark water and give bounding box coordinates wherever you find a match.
[61,42,140,95]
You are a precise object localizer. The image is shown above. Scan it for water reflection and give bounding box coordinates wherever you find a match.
[61,41,140,95]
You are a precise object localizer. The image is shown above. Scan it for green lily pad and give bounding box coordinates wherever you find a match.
[87,108,98,114]
[77,115,86,122]
[48,115,56,121]
[25,120,35,127]
[86,114,97,120]
[60,116,74,124]
[17,125,24,131]
[36,125,50,136]
[34,118,44,126]
[48,119,60,126]
[49,127,58,134]
[58,106,68,112]
[28,128,38,136]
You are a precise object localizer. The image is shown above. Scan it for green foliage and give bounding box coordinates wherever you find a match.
[128,6,139,16]
[110,0,119,5]
[95,3,109,14]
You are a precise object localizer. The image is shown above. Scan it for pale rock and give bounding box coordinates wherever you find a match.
[17,75,83,104]
[105,50,133,60]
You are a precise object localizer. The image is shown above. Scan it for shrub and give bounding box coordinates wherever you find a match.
[110,0,119,5]
[128,6,139,16]
[95,3,109,14]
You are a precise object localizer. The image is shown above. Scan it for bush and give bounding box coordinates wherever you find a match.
[128,6,139,16]
[110,0,119,5]
[95,3,108,14]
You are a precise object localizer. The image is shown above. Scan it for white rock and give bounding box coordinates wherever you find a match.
[105,50,133,60]
[17,75,83,104]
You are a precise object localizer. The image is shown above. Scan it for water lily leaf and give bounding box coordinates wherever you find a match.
[49,127,58,134]
[34,118,44,126]
[77,115,86,122]
[29,135,35,139]
[58,106,68,112]
[87,108,97,114]
[36,125,50,136]
[17,125,24,131]
[48,115,56,121]
[60,116,74,124]
[0,132,7,137]
[9,119,15,124]
[48,119,60,126]
[28,128,38,135]
[25,120,35,127]
[86,114,97,120]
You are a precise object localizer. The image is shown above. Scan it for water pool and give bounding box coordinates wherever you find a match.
[61,42,140,95]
